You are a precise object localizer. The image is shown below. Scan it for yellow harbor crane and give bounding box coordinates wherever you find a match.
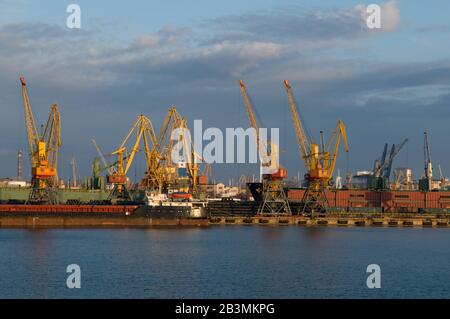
[239,80,291,215]
[148,106,202,195]
[146,106,186,192]
[20,76,61,204]
[283,80,349,213]
[106,114,158,201]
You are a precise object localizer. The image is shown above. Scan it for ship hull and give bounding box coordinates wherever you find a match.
[0,203,208,227]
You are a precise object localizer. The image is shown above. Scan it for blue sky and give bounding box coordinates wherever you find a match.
[0,0,450,183]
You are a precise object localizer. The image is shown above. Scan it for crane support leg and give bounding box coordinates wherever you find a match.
[28,178,58,204]
[301,182,329,215]
[257,180,292,216]
[108,183,133,202]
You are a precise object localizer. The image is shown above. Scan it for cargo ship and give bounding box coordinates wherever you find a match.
[139,192,207,218]
[0,189,209,227]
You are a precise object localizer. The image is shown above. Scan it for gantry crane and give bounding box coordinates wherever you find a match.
[283,80,348,213]
[105,114,158,201]
[239,80,291,215]
[20,76,61,204]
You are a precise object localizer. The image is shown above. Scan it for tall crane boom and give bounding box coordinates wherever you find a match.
[380,143,388,167]
[20,76,61,203]
[383,144,396,179]
[117,115,157,175]
[374,138,408,178]
[238,80,280,177]
[44,104,61,174]
[239,80,290,215]
[91,138,115,175]
[283,80,311,169]
[424,132,432,179]
[323,120,349,180]
[239,80,260,150]
[239,80,259,131]
[151,106,203,194]
[107,115,158,201]
[20,76,39,161]
[142,106,186,192]
[284,80,349,213]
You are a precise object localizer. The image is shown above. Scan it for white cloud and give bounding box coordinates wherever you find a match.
[201,41,281,59]
[381,1,401,32]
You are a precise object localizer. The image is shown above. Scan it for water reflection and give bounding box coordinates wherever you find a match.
[0,227,449,298]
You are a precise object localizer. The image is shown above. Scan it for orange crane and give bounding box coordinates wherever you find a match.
[283,80,348,213]
[20,76,61,203]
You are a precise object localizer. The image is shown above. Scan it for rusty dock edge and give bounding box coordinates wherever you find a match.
[3,215,449,228]
[209,213,450,227]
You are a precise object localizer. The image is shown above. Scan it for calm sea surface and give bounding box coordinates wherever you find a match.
[0,226,449,298]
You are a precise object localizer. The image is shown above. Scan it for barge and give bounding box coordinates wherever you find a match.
[0,202,209,228]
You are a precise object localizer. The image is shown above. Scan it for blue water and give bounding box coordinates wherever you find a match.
[0,226,449,298]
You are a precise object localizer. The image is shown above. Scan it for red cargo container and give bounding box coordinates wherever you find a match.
[437,193,450,208]
[381,191,424,212]
[365,191,381,207]
[324,190,336,207]
[425,192,440,209]
[346,190,368,207]
[285,188,450,212]
[287,189,305,201]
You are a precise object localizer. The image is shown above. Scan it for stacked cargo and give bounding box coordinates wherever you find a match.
[286,188,450,213]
